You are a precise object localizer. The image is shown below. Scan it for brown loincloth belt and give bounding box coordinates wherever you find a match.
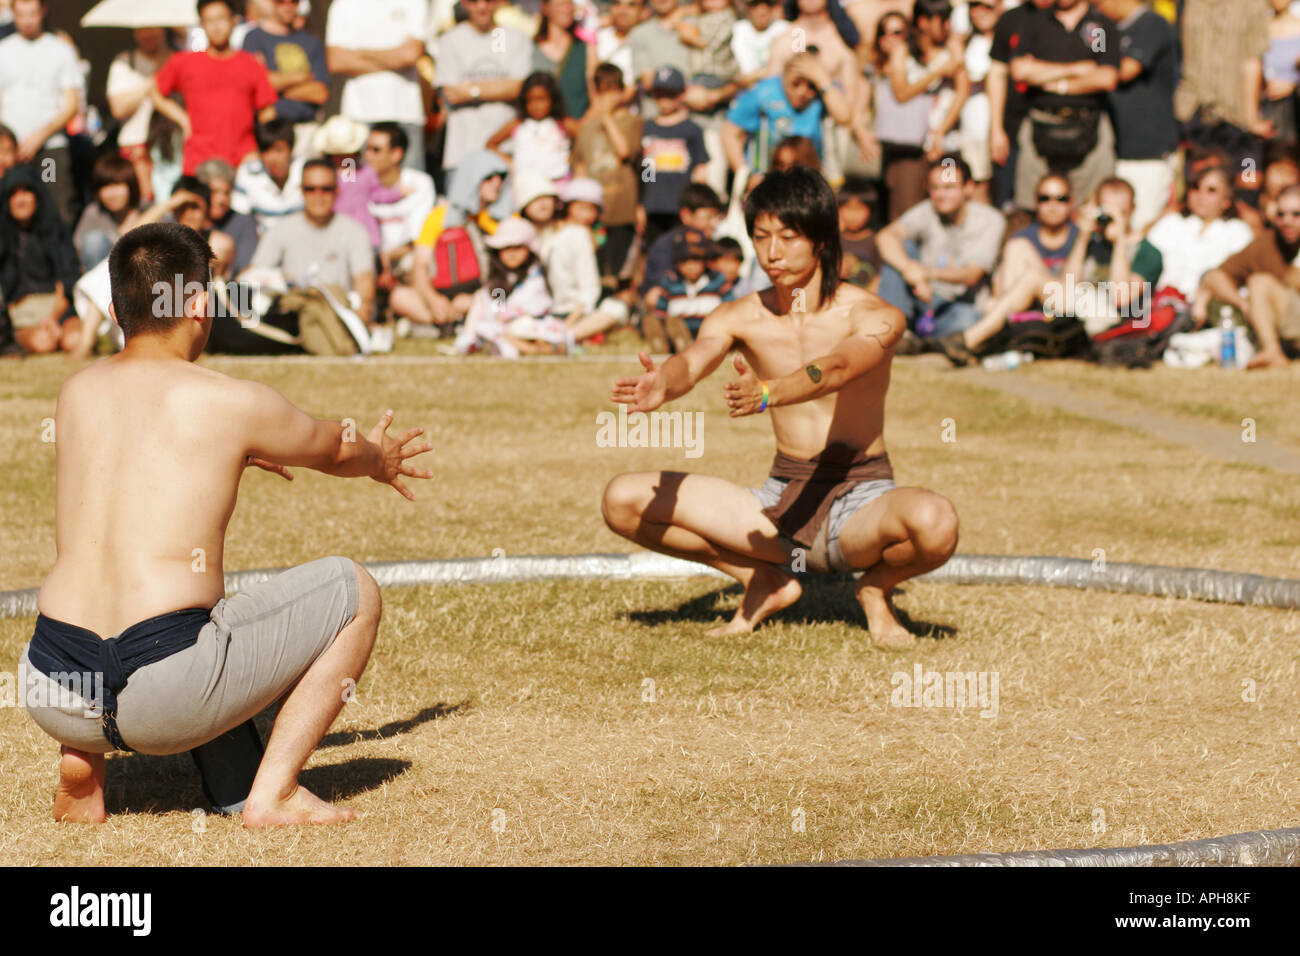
[761,442,894,555]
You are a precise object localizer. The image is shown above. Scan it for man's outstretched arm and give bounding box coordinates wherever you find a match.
[725,301,905,415]
[238,382,433,499]
[611,303,740,411]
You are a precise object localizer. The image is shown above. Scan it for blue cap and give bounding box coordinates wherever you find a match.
[651,66,686,96]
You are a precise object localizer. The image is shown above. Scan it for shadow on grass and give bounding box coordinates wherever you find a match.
[300,757,410,802]
[623,579,957,640]
[320,700,470,748]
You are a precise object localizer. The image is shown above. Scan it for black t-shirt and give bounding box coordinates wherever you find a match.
[990,2,1049,137]
[640,118,708,215]
[1017,5,1121,113]
[1109,7,1179,160]
[14,228,56,300]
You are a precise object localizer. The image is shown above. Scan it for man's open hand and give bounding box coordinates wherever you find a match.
[724,355,766,417]
[612,352,668,413]
[368,410,433,500]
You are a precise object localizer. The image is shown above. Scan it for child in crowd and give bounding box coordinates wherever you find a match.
[837,178,882,289]
[711,236,744,299]
[643,229,729,354]
[639,67,710,249]
[455,217,569,357]
[516,170,561,237]
[639,182,726,297]
[732,0,789,87]
[486,72,576,183]
[674,0,741,91]
[542,177,631,343]
[960,0,998,204]
[574,63,643,300]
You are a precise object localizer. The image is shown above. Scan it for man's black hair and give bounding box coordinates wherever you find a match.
[0,124,16,149]
[929,152,971,184]
[302,157,336,180]
[713,236,743,258]
[108,222,214,339]
[173,175,210,205]
[197,0,234,14]
[255,117,296,154]
[837,174,879,207]
[744,166,841,305]
[677,183,725,213]
[370,121,409,160]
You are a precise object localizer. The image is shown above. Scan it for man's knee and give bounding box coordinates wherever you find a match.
[350,560,381,627]
[909,494,959,559]
[601,474,648,532]
[1246,272,1282,302]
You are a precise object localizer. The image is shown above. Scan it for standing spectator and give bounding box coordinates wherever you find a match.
[733,1,791,86]
[914,0,970,163]
[250,158,376,324]
[1147,166,1255,300]
[574,64,644,294]
[73,155,144,272]
[197,158,260,277]
[1196,183,1300,368]
[232,119,304,232]
[486,72,576,182]
[1094,0,1179,233]
[242,0,331,156]
[640,68,711,249]
[1261,0,1300,142]
[960,0,1000,203]
[0,166,82,355]
[987,0,1054,210]
[325,0,428,171]
[435,0,531,178]
[1174,0,1273,166]
[597,0,643,92]
[876,154,1007,345]
[532,0,592,120]
[106,28,174,204]
[0,0,84,226]
[629,0,693,118]
[364,123,437,284]
[847,0,914,61]
[1008,0,1120,212]
[151,0,278,176]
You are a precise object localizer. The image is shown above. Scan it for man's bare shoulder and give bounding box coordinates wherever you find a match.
[837,285,906,349]
[699,292,771,335]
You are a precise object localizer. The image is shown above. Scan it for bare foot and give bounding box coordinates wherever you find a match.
[242,784,358,827]
[1247,350,1290,370]
[855,581,915,648]
[706,565,802,636]
[53,747,107,823]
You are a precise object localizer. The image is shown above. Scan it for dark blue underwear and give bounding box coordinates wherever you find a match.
[27,607,211,751]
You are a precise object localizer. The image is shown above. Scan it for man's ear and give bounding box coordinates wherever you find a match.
[187,289,210,323]
[108,302,121,329]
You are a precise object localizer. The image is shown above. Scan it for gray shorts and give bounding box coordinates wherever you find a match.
[752,477,898,573]
[21,556,359,755]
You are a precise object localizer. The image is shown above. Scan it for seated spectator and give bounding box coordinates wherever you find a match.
[573,63,643,296]
[641,67,711,249]
[74,154,144,272]
[456,216,569,357]
[532,0,592,120]
[877,154,1005,347]
[1196,183,1300,368]
[545,176,630,342]
[838,177,882,289]
[516,170,561,235]
[642,229,729,353]
[711,236,745,296]
[0,166,82,355]
[732,0,790,87]
[400,151,509,328]
[311,115,402,251]
[722,52,853,176]
[233,118,304,233]
[105,26,175,203]
[196,158,260,277]
[150,0,278,176]
[247,157,376,331]
[486,72,576,183]
[363,122,436,285]
[640,182,726,297]
[935,172,1078,361]
[1146,166,1255,300]
[1257,143,1300,228]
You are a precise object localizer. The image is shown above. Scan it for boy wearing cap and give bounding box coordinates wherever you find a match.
[642,228,730,353]
[640,67,711,251]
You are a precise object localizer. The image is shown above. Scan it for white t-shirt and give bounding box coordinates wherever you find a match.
[369,167,437,252]
[508,118,571,183]
[0,32,84,150]
[1146,213,1254,298]
[105,52,160,149]
[596,27,634,84]
[435,22,532,171]
[540,222,601,314]
[326,0,428,125]
[731,19,790,78]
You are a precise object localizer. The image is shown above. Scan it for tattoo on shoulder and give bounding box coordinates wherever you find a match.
[863,317,903,351]
[805,363,823,383]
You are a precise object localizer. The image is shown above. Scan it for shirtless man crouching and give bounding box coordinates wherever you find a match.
[602,167,958,646]
[21,223,432,825]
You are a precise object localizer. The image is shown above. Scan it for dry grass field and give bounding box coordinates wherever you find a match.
[1,339,1297,865]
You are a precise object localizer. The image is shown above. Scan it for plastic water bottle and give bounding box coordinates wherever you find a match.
[981,350,1036,371]
[1219,307,1236,368]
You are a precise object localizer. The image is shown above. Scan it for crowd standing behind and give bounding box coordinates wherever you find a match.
[1,0,1299,369]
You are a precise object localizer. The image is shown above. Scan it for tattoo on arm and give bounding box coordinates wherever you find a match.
[805,363,823,383]
[864,318,900,350]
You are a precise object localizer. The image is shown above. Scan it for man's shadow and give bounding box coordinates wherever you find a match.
[625,578,956,640]
[105,701,467,815]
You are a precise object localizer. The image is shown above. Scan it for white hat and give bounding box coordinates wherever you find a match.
[513,170,559,212]
[312,115,368,156]
[560,177,604,209]
[485,216,538,251]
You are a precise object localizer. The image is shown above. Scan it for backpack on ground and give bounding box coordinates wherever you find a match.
[987,314,1091,359]
[432,226,482,298]
[1088,286,1191,369]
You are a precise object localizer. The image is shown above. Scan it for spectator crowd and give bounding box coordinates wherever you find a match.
[2,0,1300,368]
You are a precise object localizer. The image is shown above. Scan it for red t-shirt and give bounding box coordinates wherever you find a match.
[155,50,276,174]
